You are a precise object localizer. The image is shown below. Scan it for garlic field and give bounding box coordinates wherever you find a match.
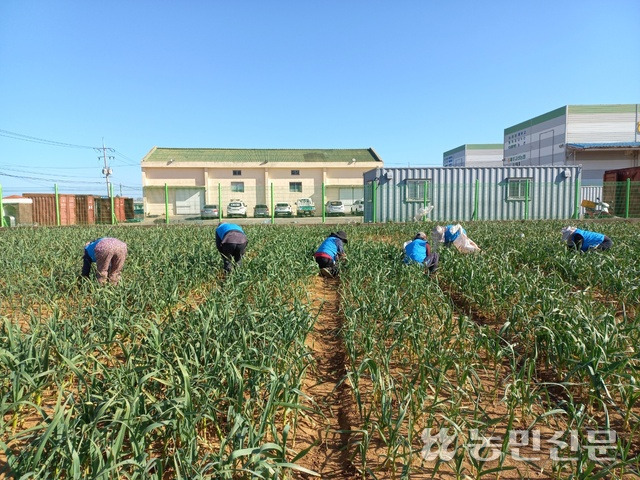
[1,221,639,479]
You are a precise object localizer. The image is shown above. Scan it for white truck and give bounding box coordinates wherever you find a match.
[295,198,316,217]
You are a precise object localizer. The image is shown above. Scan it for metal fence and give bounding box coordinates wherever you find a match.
[0,183,135,227]
[364,180,640,223]
[602,180,640,217]
[143,183,365,224]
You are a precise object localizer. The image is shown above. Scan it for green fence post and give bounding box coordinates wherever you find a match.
[573,176,581,219]
[474,179,479,221]
[423,180,428,211]
[373,180,378,223]
[625,178,631,218]
[321,182,326,223]
[164,183,169,224]
[54,183,61,226]
[218,183,223,222]
[270,183,274,225]
[110,183,116,225]
[0,184,6,227]
[524,179,530,220]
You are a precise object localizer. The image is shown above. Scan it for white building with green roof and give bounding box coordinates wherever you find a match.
[504,104,640,185]
[442,144,504,167]
[141,147,383,216]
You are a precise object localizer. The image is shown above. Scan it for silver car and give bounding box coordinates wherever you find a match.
[274,202,293,217]
[200,204,219,219]
[325,200,345,216]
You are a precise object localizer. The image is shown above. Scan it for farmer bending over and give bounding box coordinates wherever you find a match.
[314,230,348,278]
[403,231,439,275]
[432,224,480,253]
[561,226,613,252]
[216,223,248,274]
[82,237,128,285]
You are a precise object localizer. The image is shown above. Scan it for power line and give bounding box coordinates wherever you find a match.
[0,171,106,185]
[0,166,101,179]
[0,129,140,167]
[113,149,139,166]
[0,129,98,149]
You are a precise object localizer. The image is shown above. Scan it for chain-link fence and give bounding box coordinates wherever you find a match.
[364,179,640,222]
[0,183,137,226]
[602,180,640,218]
[2,180,638,227]
[143,183,365,224]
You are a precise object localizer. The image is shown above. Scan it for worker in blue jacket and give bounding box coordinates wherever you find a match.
[314,230,348,278]
[562,226,613,252]
[403,232,439,274]
[215,223,248,274]
[432,224,467,246]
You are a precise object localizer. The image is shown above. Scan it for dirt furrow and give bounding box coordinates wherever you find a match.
[293,275,359,479]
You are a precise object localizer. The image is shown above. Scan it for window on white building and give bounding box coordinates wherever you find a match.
[406,179,431,202]
[506,178,530,200]
[231,182,244,193]
[289,182,302,193]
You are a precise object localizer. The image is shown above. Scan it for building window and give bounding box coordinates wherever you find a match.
[289,182,303,193]
[406,179,431,202]
[291,170,300,176]
[233,170,242,176]
[506,178,530,200]
[231,182,244,193]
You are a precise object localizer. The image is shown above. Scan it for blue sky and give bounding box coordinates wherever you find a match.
[1,0,639,197]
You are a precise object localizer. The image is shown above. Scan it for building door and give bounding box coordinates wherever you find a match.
[175,188,203,214]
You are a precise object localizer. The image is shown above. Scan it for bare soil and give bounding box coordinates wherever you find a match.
[293,275,359,479]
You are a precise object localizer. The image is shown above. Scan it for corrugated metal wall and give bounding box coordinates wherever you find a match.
[364,166,582,222]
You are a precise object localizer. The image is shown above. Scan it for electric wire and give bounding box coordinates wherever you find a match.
[0,129,98,149]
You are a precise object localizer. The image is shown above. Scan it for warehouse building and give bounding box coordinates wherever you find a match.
[141,147,383,216]
[363,165,582,222]
[504,104,640,185]
[442,144,504,167]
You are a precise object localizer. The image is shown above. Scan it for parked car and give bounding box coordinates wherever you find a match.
[200,204,219,219]
[274,202,293,217]
[350,199,364,215]
[226,200,247,218]
[296,198,315,216]
[254,204,270,217]
[325,200,345,216]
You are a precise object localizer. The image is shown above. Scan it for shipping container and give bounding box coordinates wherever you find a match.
[602,166,640,217]
[24,193,76,226]
[75,195,95,225]
[124,198,134,220]
[94,197,127,223]
[363,166,582,222]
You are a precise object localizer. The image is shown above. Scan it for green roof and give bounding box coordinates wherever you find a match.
[443,144,503,157]
[142,147,383,163]
[568,104,638,114]
[505,106,567,135]
[504,104,639,136]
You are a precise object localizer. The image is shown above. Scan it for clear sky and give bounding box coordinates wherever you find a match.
[1,0,639,198]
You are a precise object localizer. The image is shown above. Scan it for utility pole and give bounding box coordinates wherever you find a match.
[97,139,115,197]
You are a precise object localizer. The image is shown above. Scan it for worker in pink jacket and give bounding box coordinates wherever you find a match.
[81,237,128,284]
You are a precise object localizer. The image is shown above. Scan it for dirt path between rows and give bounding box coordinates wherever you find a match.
[293,275,359,479]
